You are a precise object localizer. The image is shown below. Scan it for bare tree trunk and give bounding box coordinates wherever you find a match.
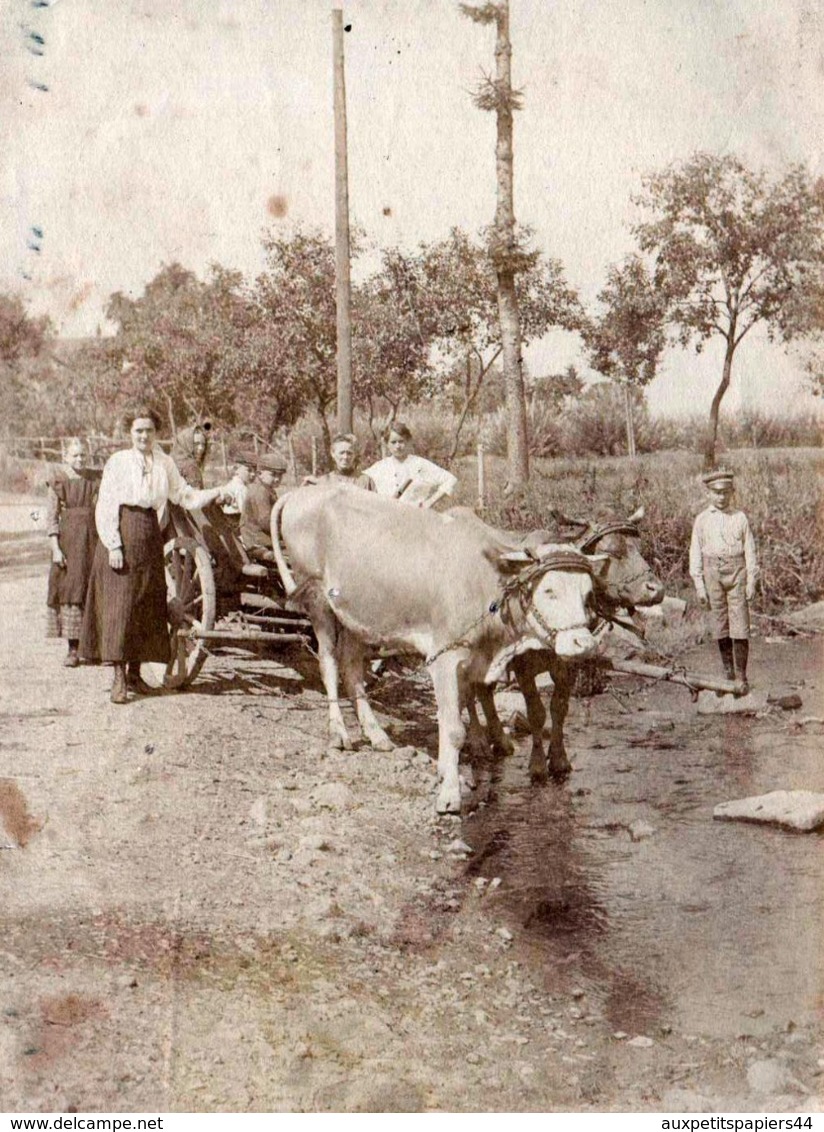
[623,383,636,457]
[493,0,529,489]
[705,333,735,470]
[447,348,500,463]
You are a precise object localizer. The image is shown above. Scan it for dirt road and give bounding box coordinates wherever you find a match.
[1,562,822,1113]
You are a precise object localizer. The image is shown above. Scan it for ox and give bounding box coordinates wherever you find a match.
[463,509,665,783]
[271,486,604,813]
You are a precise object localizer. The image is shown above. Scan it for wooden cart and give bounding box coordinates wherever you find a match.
[147,501,313,689]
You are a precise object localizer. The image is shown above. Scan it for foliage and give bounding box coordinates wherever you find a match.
[634,152,824,464]
[0,295,51,365]
[585,257,667,389]
[418,228,584,457]
[353,248,437,431]
[104,262,309,438]
[453,447,824,610]
[0,296,54,438]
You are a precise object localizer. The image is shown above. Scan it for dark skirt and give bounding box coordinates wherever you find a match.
[80,506,170,663]
[47,506,97,610]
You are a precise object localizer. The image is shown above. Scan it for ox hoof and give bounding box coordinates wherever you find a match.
[492,736,515,759]
[529,763,549,786]
[435,786,462,815]
[548,762,572,783]
[371,738,395,753]
[460,765,477,790]
[329,731,353,751]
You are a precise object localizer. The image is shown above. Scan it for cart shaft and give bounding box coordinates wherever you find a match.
[186,629,308,644]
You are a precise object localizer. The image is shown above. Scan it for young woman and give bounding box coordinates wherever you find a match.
[80,408,227,703]
[45,438,100,667]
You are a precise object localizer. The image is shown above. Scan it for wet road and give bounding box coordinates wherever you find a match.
[465,637,824,1042]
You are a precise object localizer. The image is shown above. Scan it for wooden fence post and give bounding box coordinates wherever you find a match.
[220,439,228,476]
[287,436,298,484]
[253,435,260,459]
[311,436,319,476]
[477,442,486,512]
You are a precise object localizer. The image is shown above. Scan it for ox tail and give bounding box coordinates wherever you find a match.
[271,493,298,596]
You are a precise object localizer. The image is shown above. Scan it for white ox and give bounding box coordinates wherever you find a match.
[271,486,602,813]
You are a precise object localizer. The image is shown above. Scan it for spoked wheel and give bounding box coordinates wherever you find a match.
[143,536,216,690]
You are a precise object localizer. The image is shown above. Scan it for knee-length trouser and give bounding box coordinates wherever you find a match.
[703,554,750,639]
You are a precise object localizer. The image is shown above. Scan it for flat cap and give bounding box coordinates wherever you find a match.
[701,467,734,486]
[232,449,258,467]
[257,452,287,473]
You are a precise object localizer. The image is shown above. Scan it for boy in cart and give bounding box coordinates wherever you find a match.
[689,468,759,694]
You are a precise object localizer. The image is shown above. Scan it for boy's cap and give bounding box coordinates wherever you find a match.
[257,453,287,473]
[232,450,257,468]
[702,467,734,487]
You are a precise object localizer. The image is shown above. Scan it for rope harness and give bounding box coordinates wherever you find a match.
[424,550,596,667]
[423,521,658,670]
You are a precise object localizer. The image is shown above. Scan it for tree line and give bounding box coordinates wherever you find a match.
[2,153,823,469]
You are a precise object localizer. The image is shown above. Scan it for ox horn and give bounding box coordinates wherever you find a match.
[626,506,645,524]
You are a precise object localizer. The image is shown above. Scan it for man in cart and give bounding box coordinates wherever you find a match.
[304,434,375,492]
[240,453,287,564]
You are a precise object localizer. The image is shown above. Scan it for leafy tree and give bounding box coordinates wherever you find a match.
[0,295,50,365]
[352,248,437,437]
[0,294,53,438]
[634,152,824,467]
[256,230,338,448]
[585,256,667,456]
[105,263,308,439]
[531,365,584,413]
[414,229,583,460]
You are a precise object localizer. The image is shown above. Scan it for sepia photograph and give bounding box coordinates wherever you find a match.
[1,0,823,1116]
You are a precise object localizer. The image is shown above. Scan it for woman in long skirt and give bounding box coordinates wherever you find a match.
[46,438,100,666]
[80,407,226,704]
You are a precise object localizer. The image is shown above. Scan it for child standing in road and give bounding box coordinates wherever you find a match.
[689,468,759,694]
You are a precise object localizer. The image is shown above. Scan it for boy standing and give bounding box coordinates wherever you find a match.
[689,468,759,694]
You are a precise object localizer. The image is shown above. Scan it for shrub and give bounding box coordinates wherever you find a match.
[453,448,824,610]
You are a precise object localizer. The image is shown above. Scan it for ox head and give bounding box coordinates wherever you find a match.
[497,545,605,660]
[577,507,664,611]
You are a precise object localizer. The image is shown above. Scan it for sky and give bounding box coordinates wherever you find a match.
[1,0,823,418]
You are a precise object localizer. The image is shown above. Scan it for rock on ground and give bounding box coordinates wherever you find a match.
[714,791,824,833]
[697,689,768,715]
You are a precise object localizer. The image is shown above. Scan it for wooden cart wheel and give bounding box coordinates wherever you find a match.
[143,536,217,690]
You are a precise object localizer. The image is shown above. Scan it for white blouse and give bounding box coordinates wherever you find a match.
[95,447,215,551]
[363,454,457,501]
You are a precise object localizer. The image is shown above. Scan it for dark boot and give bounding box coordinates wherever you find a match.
[110,663,128,705]
[64,639,79,668]
[127,662,154,696]
[717,637,735,694]
[732,639,750,696]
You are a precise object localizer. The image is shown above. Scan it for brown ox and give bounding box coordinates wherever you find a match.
[271,486,605,813]
[460,509,664,783]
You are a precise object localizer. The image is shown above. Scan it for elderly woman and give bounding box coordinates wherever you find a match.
[80,408,226,704]
[171,421,211,489]
[45,438,100,667]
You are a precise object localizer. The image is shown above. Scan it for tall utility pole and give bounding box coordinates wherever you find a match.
[332,8,353,435]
